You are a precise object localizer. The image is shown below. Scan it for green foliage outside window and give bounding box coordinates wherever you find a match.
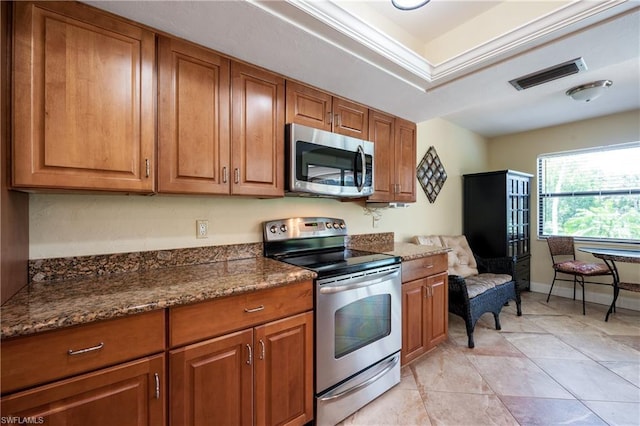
[538,143,640,243]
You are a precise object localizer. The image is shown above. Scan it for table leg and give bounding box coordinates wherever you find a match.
[604,259,619,322]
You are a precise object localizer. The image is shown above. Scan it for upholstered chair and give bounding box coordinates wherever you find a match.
[414,235,522,348]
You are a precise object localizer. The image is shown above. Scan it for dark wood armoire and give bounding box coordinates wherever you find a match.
[463,170,533,291]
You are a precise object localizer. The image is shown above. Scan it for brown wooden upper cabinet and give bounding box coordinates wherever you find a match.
[11,1,155,193]
[286,81,369,140]
[231,63,285,197]
[158,37,284,197]
[368,111,416,203]
[158,36,230,195]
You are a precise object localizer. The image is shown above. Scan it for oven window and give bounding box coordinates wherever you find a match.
[334,294,391,359]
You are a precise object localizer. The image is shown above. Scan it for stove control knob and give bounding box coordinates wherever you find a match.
[269,225,278,234]
[280,224,288,233]
[333,222,339,229]
[339,222,346,229]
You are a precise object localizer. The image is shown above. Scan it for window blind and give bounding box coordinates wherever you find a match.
[537,142,640,243]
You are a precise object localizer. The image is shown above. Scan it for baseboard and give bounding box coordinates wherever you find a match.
[530,281,639,312]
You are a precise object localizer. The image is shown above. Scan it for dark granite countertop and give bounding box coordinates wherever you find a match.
[1,234,446,341]
[346,233,450,261]
[386,242,450,260]
[352,241,451,261]
[1,257,315,340]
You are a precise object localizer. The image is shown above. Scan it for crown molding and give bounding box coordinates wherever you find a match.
[249,0,433,91]
[431,0,632,85]
[250,0,633,91]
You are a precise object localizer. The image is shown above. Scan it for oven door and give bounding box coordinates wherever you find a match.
[287,123,373,198]
[315,264,401,393]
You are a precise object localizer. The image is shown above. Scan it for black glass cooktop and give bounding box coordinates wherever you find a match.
[275,248,401,278]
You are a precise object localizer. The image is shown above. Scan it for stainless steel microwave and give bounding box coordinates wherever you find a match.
[286,124,374,198]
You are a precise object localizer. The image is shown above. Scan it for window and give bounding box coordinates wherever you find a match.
[537,142,640,243]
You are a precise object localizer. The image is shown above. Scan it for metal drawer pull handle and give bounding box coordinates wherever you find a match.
[67,342,104,356]
[318,354,399,402]
[222,167,228,183]
[246,344,252,365]
[244,305,265,313]
[423,264,434,268]
[154,373,160,399]
[259,339,265,360]
[234,168,240,184]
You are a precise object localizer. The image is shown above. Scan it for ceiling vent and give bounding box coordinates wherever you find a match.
[509,57,587,91]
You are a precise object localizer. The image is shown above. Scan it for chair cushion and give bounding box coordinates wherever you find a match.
[413,235,479,278]
[464,273,513,298]
[554,260,611,276]
[413,235,443,247]
[440,235,479,278]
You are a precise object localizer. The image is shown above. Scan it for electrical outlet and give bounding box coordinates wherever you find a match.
[196,220,208,239]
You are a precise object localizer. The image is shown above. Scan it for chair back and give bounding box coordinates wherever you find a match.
[546,236,576,264]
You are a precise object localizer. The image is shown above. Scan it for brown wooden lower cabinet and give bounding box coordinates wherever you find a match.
[0,354,165,426]
[401,254,449,365]
[0,283,314,426]
[170,311,313,426]
[170,329,253,426]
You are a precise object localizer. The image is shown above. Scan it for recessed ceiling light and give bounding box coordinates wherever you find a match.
[391,0,430,11]
[566,80,613,102]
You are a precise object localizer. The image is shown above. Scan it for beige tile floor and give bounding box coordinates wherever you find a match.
[338,291,640,426]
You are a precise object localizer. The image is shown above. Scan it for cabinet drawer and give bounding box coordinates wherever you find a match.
[169,280,313,347]
[402,253,448,283]
[1,354,165,425]
[1,310,165,395]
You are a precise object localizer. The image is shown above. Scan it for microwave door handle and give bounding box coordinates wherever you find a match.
[356,145,366,192]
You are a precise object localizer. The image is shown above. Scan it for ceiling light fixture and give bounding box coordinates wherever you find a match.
[391,0,430,11]
[566,80,612,102]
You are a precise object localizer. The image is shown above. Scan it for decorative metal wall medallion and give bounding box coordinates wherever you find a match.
[417,146,447,203]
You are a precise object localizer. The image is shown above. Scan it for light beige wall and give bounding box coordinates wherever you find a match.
[29,118,488,259]
[488,109,640,310]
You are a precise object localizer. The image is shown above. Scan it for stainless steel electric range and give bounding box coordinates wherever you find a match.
[263,217,402,426]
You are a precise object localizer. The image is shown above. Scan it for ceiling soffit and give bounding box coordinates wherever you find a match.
[250,0,632,91]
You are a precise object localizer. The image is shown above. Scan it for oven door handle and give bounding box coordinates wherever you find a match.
[318,268,400,294]
[317,353,400,402]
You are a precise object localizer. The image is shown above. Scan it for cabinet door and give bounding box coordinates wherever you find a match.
[170,329,253,426]
[394,118,417,202]
[285,81,332,131]
[332,97,369,140]
[368,110,395,202]
[12,1,155,192]
[1,354,165,426]
[426,272,448,348]
[401,278,427,365]
[231,62,284,197]
[254,312,313,426]
[158,36,230,194]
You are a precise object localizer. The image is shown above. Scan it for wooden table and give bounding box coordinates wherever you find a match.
[578,247,640,321]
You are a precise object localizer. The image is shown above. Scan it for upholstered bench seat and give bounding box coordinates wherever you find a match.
[414,235,522,348]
